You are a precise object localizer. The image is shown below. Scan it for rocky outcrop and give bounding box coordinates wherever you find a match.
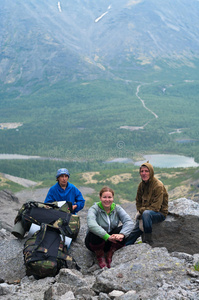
[0,190,199,299]
[152,198,199,254]
[0,190,20,232]
[1,243,199,300]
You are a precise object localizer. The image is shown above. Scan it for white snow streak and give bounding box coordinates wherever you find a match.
[95,11,108,23]
[95,5,111,23]
[58,1,62,12]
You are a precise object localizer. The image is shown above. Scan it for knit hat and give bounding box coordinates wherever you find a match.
[56,168,70,179]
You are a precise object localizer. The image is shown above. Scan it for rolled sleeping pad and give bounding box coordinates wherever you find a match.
[11,221,26,239]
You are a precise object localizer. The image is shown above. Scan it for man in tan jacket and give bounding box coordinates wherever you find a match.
[126,162,168,245]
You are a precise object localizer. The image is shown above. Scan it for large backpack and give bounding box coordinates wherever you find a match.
[23,223,80,279]
[13,201,80,240]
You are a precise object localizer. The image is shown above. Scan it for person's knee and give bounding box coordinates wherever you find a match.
[142,210,151,219]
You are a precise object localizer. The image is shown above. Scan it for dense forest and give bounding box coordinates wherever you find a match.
[0,71,199,163]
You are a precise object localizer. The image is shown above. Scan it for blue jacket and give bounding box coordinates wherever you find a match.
[44,182,85,213]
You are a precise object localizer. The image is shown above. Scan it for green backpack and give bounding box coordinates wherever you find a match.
[12,201,80,240]
[12,201,81,279]
[23,223,80,279]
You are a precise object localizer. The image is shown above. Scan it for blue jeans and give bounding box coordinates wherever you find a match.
[125,210,166,246]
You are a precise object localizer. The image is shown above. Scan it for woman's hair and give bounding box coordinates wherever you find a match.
[99,186,114,197]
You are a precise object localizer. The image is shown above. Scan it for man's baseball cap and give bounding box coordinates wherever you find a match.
[56,168,70,179]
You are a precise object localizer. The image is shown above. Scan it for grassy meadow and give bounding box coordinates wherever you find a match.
[0,159,199,207]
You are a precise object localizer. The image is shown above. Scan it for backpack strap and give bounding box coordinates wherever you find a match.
[30,223,48,253]
[25,224,64,262]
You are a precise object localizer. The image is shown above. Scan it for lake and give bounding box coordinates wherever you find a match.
[0,154,42,160]
[0,154,66,161]
[134,154,199,168]
[0,154,199,168]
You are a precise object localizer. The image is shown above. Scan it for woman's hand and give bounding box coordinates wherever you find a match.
[108,235,117,243]
[113,233,124,242]
[108,233,124,242]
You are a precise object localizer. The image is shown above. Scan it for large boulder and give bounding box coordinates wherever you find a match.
[152,198,199,254]
[92,244,199,299]
[0,190,19,231]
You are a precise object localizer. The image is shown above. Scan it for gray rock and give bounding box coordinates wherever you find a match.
[75,286,96,298]
[169,198,199,216]
[99,292,111,299]
[0,239,25,282]
[92,245,192,295]
[108,290,124,298]
[0,190,20,231]
[56,268,95,289]
[119,290,138,300]
[44,282,73,300]
[151,198,199,254]
[59,291,75,300]
[0,190,199,299]
[0,189,19,203]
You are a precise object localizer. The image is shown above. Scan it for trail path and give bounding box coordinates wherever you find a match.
[136,84,158,127]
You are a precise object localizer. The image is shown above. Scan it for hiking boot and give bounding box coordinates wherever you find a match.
[89,242,107,269]
[106,243,124,268]
[142,233,153,245]
[96,255,107,269]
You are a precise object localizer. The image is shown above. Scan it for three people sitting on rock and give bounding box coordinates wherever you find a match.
[45,164,168,269]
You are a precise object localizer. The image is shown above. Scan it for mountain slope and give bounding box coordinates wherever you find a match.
[1,0,199,164]
[1,0,199,89]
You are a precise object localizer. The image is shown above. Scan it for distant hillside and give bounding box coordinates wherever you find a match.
[1,164,199,205]
[1,0,199,91]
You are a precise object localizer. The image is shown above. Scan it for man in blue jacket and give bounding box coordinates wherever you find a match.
[44,168,85,214]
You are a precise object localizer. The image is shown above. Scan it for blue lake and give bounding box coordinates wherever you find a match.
[0,154,65,161]
[0,154,42,160]
[0,154,199,168]
[134,154,199,168]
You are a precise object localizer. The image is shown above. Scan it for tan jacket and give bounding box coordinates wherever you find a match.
[136,162,168,217]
